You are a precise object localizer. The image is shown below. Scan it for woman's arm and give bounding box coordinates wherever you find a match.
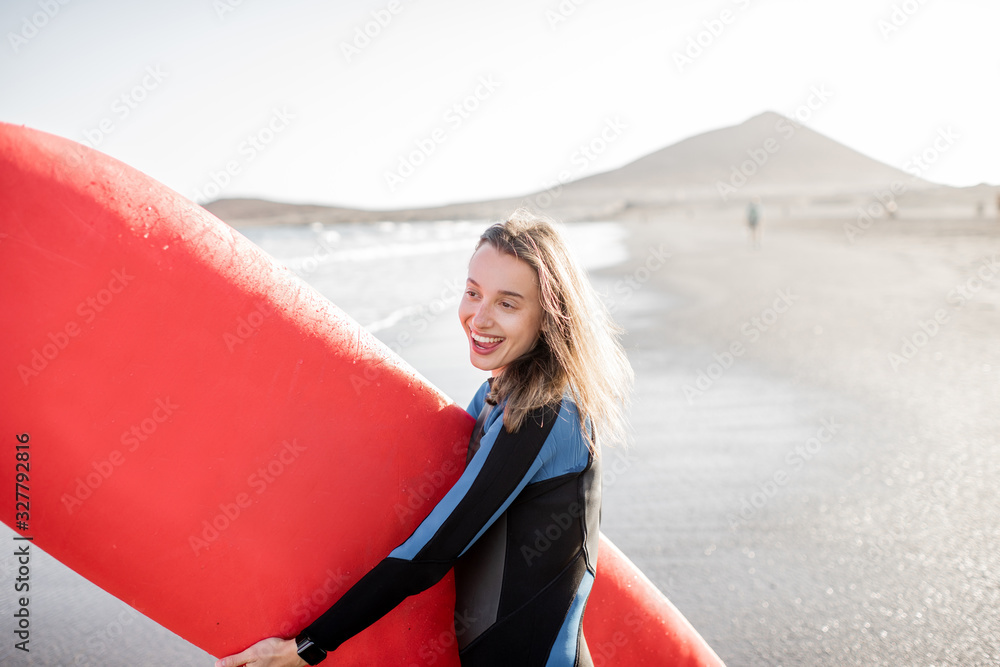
[215,398,559,665]
[299,400,559,652]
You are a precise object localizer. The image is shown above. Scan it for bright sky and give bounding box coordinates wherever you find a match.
[1,0,997,209]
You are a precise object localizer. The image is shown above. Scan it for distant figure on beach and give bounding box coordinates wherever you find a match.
[747,196,761,249]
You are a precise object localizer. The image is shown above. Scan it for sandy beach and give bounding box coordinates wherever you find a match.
[596,208,1000,665]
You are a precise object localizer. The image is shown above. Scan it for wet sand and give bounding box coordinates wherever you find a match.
[593,210,1000,665]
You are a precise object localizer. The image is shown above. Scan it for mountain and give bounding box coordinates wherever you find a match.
[206,111,945,226]
[552,111,932,204]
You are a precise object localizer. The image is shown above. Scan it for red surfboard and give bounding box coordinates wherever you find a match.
[0,122,723,666]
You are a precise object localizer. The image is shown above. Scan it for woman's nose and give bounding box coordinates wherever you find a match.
[473,303,492,328]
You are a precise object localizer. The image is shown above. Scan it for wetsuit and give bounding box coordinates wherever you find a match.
[301,379,602,666]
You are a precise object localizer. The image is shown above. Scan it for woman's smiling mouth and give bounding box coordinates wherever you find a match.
[470,330,505,353]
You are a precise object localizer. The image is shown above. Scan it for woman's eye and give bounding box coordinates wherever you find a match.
[465,289,478,298]
[501,301,514,309]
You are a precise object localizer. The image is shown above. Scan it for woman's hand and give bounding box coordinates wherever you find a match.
[215,637,308,667]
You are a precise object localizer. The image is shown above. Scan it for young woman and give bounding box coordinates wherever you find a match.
[215,208,633,667]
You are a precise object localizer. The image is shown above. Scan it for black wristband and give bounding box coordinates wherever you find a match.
[294,633,327,665]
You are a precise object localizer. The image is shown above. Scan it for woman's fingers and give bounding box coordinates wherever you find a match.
[214,637,301,667]
[215,648,253,667]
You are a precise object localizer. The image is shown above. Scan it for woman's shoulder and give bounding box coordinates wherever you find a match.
[511,392,591,449]
[475,383,591,446]
[551,393,592,444]
[531,393,594,479]
[465,379,492,418]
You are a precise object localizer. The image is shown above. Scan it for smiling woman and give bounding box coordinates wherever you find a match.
[460,212,633,449]
[460,245,545,375]
[217,208,633,667]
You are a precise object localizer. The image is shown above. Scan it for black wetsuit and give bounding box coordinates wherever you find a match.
[301,379,602,666]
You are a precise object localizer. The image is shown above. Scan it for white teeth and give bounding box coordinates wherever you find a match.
[472,332,503,344]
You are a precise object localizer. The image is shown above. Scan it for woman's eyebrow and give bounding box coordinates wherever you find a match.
[466,278,523,299]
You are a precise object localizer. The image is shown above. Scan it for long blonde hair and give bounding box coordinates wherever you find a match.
[478,209,633,450]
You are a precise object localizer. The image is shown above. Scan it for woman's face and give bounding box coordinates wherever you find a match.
[459,244,545,377]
